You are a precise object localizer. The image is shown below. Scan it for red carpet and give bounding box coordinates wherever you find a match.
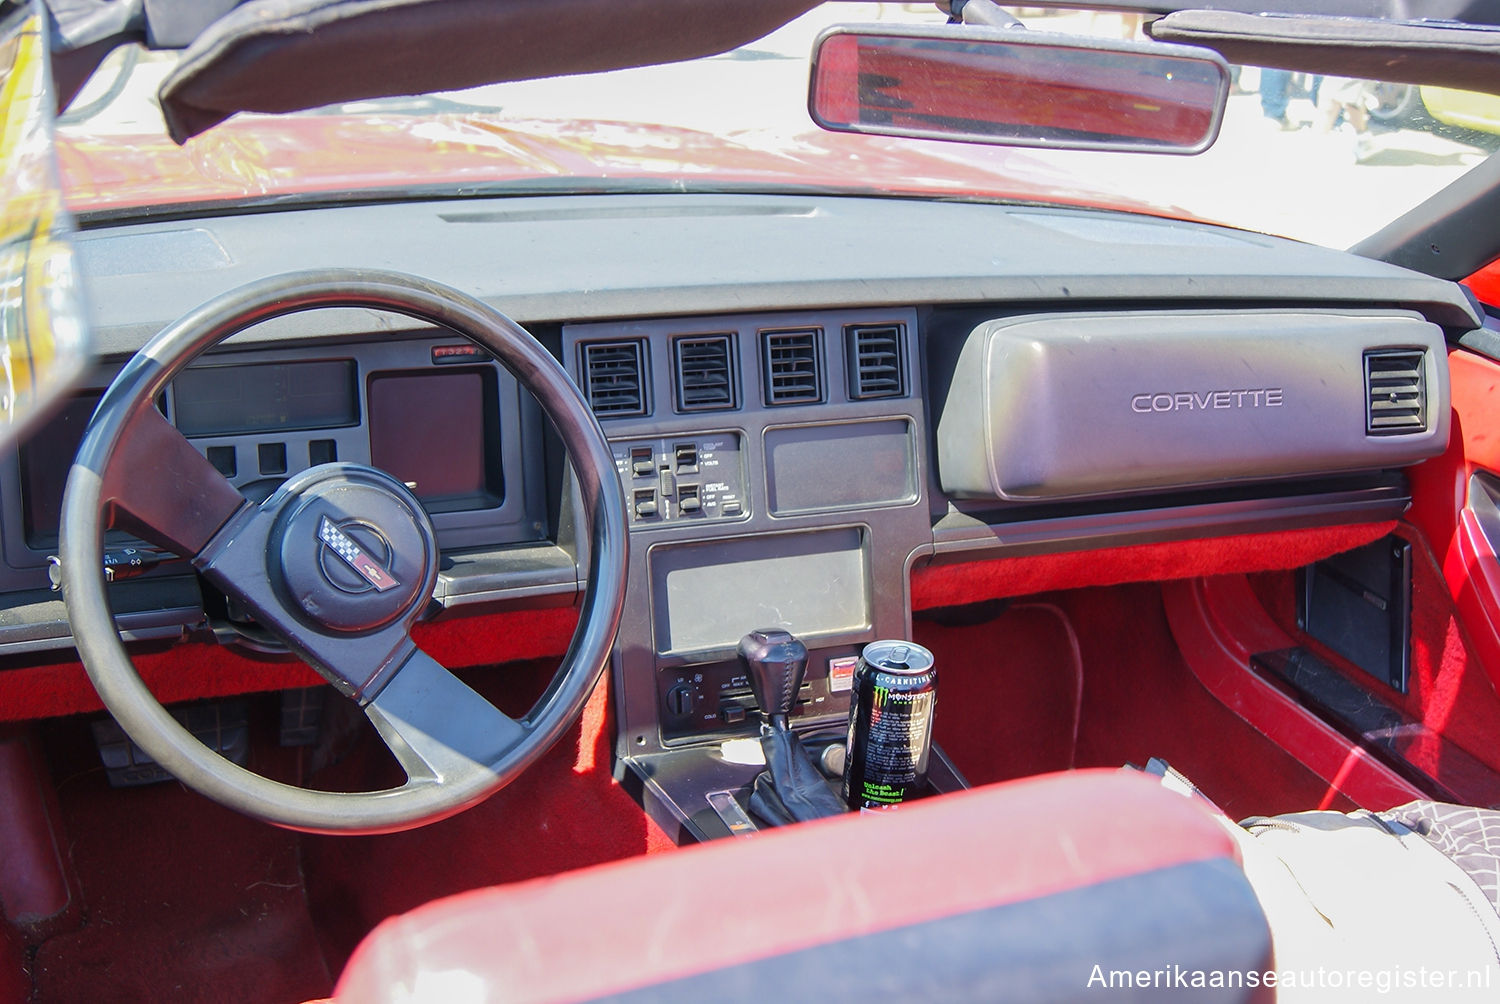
[16,574,1389,1000]
[919,602,1082,785]
[911,521,1394,609]
[21,658,668,1002]
[29,708,332,1004]
[918,584,1350,821]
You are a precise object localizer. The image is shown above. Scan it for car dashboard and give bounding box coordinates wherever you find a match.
[0,191,1480,840]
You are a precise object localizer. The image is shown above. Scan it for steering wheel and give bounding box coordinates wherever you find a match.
[58,270,628,834]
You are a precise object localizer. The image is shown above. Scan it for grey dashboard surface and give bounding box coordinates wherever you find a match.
[935,309,1451,502]
[74,193,1481,355]
[3,190,1472,661]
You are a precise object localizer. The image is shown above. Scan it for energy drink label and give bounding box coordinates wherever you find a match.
[841,640,936,810]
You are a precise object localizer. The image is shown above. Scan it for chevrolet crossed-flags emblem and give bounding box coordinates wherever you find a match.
[318,516,400,592]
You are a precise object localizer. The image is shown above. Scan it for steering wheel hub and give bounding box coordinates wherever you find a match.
[271,465,434,633]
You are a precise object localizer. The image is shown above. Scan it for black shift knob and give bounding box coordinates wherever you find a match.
[738,629,808,729]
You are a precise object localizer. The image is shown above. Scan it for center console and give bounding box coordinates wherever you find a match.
[564,307,948,841]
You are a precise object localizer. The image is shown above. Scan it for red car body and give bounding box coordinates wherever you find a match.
[55,113,1172,218]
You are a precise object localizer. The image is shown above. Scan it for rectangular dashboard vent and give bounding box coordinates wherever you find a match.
[674,334,737,411]
[846,323,907,399]
[761,328,823,405]
[1365,349,1426,434]
[582,340,648,417]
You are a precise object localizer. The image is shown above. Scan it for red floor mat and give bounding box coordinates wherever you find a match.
[916,585,1346,821]
[918,602,1082,785]
[29,713,332,1004]
[1057,584,1348,820]
[23,659,667,1001]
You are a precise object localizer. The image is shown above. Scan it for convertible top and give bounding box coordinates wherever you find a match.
[50,0,822,141]
[41,0,1500,142]
[1149,10,1500,94]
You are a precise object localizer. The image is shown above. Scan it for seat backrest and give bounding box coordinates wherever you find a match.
[335,769,1271,1003]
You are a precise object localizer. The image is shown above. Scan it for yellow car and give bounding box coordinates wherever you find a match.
[1370,81,1500,136]
[1420,85,1500,134]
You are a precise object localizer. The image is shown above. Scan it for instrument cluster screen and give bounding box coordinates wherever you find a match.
[173,359,358,437]
[368,367,503,513]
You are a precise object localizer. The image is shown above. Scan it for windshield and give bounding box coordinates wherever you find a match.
[54,3,1499,251]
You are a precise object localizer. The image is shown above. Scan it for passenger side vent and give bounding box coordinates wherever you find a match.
[674,334,737,411]
[846,323,907,399]
[581,340,648,417]
[1364,349,1426,435]
[761,328,823,405]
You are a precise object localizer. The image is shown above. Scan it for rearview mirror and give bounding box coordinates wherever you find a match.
[809,24,1230,155]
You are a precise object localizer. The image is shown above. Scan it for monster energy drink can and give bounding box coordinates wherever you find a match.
[842,640,937,810]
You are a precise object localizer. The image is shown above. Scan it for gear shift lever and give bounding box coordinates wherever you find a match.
[738,629,846,825]
[738,629,807,733]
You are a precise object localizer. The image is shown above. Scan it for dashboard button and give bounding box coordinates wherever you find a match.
[309,439,337,465]
[258,442,287,475]
[206,446,237,477]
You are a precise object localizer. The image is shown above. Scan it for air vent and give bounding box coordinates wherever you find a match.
[1365,349,1426,435]
[674,334,737,412]
[581,341,648,417]
[761,328,823,405]
[846,323,907,399]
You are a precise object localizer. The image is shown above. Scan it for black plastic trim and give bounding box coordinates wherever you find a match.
[931,478,1410,561]
[1351,148,1500,282]
[1252,648,1500,807]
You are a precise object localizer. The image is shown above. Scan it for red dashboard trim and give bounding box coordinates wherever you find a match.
[0,606,579,723]
[911,522,1396,609]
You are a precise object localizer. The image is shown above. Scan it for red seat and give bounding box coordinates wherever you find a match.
[334,769,1270,1003]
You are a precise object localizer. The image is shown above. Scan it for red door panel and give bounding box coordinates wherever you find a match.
[1408,347,1500,698]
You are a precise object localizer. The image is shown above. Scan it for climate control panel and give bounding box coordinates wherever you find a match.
[657,647,858,742]
[611,432,747,526]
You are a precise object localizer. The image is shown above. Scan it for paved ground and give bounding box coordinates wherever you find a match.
[63,3,1497,251]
